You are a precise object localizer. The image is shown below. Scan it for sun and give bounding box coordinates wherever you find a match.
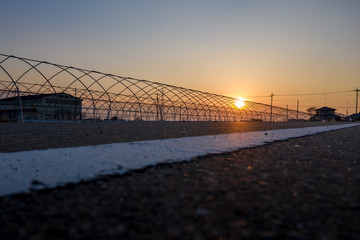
[234,97,246,109]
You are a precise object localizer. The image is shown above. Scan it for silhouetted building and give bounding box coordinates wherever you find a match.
[346,113,360,121]
[311,107,339,121]
[0,93,82,122]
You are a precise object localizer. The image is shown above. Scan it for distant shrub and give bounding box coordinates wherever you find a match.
[0,117,10,122]
[134,117,143,122]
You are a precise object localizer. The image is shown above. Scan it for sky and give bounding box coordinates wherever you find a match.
[1,0,360,114]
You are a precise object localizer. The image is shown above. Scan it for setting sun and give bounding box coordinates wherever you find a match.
[234,98,246,109]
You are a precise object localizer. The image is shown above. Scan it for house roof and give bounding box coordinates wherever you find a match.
[0,93,81,102]
[316,107,336,111]
[348,113,360,118]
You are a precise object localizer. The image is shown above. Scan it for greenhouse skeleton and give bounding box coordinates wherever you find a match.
[0,54,310,122]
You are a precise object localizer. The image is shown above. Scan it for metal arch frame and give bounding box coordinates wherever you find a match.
[180,89,207,121]
[0,65,24,122]
[147,80,216,121]
[6,59,62,119]
[165,87,199,121]
[133,82,169,120]
[107,77,144,120]
[164,87,193,121]
[100,76,141,119]
[50,65,98,119]
[126,79,167,120]
[163,87,191,120]
[73,70,113,119]
[4,58,65,121]
[0,54,311,122]
[158,85,192,121]
[192,91,219,121]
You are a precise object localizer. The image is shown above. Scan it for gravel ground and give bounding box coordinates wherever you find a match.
[0,121,343,152]
[0,122,359,240]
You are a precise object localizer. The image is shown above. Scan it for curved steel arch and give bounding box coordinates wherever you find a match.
[0,54,311,122]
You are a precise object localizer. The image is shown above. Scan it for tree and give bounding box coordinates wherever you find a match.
[306,106,317,115]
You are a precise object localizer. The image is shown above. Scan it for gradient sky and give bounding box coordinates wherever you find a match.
[1,0,360,114]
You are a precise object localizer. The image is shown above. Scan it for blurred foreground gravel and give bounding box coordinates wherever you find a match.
[0,122,359,239]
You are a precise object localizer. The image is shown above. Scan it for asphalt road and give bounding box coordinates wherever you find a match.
[0,122,359,239]
[0,121,343,152]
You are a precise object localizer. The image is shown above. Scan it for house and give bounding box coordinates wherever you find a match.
[0,93,82,122]
[311,107,340,121]
[346,113,360,122]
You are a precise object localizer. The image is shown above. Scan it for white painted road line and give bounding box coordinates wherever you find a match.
[0,124,358,197]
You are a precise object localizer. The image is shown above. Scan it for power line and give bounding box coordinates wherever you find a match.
[284,105,357,108]
[245,89,358,116]
[276,90,353,96]
[355,88,359,114]
[245,89,354,98]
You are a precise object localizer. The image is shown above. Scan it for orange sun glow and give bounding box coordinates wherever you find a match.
[234,98,246,109]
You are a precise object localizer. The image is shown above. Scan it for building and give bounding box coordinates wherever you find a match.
[311,107,339,121]
[0,93,82,122]
[346,113,360,122]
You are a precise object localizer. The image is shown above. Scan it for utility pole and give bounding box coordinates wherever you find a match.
[270,92,274,122]
[346,101,349,116]
[296,100,299,120]
[74,88,77,122]
[286,104,289,121]
[355,88,359,114]
[156,93,159,121]
[161,89,164,121]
